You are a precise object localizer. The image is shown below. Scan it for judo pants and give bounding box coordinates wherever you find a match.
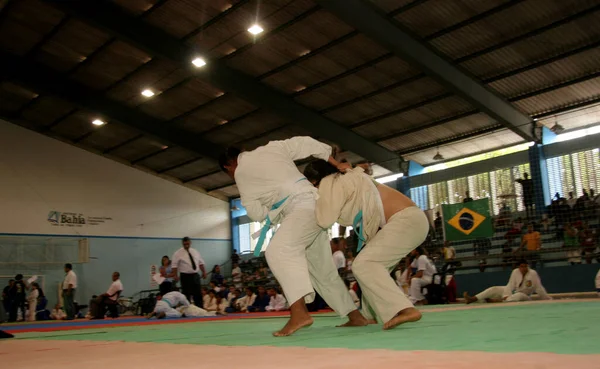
[154,301,181,318]
[179,304,216,317]
[409,276,433,304]
[265,193,356,318]
[353,207,429,323]
[475,286,531,302]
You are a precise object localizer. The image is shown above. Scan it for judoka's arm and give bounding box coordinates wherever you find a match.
[278,136,332,161]
[241,198,269,222]
[503,271,518,299]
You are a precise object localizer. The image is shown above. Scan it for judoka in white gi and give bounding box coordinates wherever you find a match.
[219,138,366,336]
[464,260,551,304]
[265,287,288,311]
[146,291,215,319]
[304,161,429,330]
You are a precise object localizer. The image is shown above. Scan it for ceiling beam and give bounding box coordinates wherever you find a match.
[0,51,224,160]
[398,125,506,155]
[316,0,536,143]
[44,0,402,172]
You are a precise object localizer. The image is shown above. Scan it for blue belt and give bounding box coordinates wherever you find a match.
[353,210,366,252]
[254,178,307,256]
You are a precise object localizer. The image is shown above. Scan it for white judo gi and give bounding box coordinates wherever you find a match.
[409,254,438,304]
[316,168,429,323]
[154,291,190,318]
[474,268,551,302]
[236,137,355,316]
[596,269,600,297]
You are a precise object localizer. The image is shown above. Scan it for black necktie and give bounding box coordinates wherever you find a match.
[187,249,197,271]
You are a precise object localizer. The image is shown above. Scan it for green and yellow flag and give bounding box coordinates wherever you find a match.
[442,199,493,241]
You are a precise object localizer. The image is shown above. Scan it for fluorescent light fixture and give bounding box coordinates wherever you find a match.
[248,24,264,35]
[192,57,206,67]
[375,173,403,184]
[92,119,105,126]
[141,89,155,97]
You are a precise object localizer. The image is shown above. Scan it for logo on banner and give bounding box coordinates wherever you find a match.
[47,210,112,228]
[447,207,486,235]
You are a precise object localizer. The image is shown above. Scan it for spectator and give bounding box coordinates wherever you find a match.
[434,211,443,239]
[26,282,39,322]
[210,265,224,286]
[201,287,210,307]
[265,287,288,311]
[215,293,228,314]
[463,191,473,203]
[515,173,534,219]
[236,287,256,313]
[257,262,269,278]
[231,249,240,265]
[247,286,270,312]
[345,250,355,281]
[172,237,206,308]
[225,289,242,313]
[9,274,26,322]
[331,237,346,275]
[50,303,66,320]
[159,255,176,295]
[564,223,581,265]
[204,290,218,312]
[580,222,597,264]
[231,262,242,289]
[88,272,123,319]
[474,238,491,272]
[567,191,577,209]
[62,264,77,320]
[408,247,437,305]
[2,280,14,322]
[394,259,410,295]
[519,223,542,268]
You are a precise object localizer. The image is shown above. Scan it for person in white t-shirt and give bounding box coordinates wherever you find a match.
[331,238,346,274]
[265,287,288,311]
[89,272,123,319]
[62,263,77,320]
[409,247,437,305]
[231,263,243,289]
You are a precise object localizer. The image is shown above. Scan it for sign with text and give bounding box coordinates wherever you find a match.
[47,211,112,228]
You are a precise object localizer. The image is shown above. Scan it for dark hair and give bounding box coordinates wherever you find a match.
[415,246,425,255]
[114,272,120,278]
[518,259,528,266]
[219,147,241,172]
[9,279,14,283]
[15,274,23,281]
[182,237,190,242]
[212,265,220,273]
[303,160,338,186]
[331,237,343,245]
[32,282,45,298]
[65,263,72,270]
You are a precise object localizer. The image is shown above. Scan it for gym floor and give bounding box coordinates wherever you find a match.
[2,299,599,368]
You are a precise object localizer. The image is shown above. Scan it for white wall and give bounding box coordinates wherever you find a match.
[0,120,230,239]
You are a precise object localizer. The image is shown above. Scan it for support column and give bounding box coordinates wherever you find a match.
[528,127,556,215]
[230,199,247,253]
[396,161,424,197]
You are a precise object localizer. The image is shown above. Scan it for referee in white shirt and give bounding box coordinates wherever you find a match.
[172,237,206,308]
[62,263,77,320]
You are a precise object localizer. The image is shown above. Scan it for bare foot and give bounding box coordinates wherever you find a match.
[463,292,477,304]
[337,310,369,327]
[383,307,422,330]
[272,316,314,337]
[367,319,377,325]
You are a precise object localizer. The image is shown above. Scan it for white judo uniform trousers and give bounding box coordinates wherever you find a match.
[354,207,429,323]
[474,268,550,302]
[409,254,437,304]
[154,291,190,318]
[236,137,356,317]
[178,304,217,317]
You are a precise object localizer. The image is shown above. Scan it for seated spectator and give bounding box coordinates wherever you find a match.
[50,304,66,320]
[231,263,242,289]
[512,217,525,232]
[394,259,410,295]
[236,287,256,313]
[201,287,209,307]
[215,293,229,315]
[226,289,242,313]
[88,272,123,319]
[408,247,437,305]
[210,265,224,286]
[247,286,270,312]
[564,223,581,265]
[579,222,597,264]
[208,281,220,293]
[464,260,550,304]
[159,255,177,295]
[257,262,269,278]
[204,290,218,312]
[265,287,288,312]
[345,250,355,281]
[519,223,541,269]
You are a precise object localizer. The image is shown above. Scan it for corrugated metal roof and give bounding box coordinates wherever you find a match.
[537,103,600,131]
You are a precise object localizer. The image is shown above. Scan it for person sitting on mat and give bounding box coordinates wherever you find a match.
[463,260,551,304]
[147,291,203,319]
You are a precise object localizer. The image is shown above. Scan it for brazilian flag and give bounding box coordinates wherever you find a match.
[442,199,493,241]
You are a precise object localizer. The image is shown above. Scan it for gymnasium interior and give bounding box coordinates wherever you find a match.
[0,0,599,368]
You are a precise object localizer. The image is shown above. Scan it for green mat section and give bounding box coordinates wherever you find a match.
[16,301,600,354]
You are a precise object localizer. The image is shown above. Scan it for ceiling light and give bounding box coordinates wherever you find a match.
[551,123,565,134]
[375,173,403,184]
[161,145,169,150]
[141,89,155,97]
[92,119,105,126]
[248,24,264,35]
[433,150,444,161]
[219,120,228,125]
[191,57,206,68]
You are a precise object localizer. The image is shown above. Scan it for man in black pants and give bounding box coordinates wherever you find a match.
[171,237,206,308]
